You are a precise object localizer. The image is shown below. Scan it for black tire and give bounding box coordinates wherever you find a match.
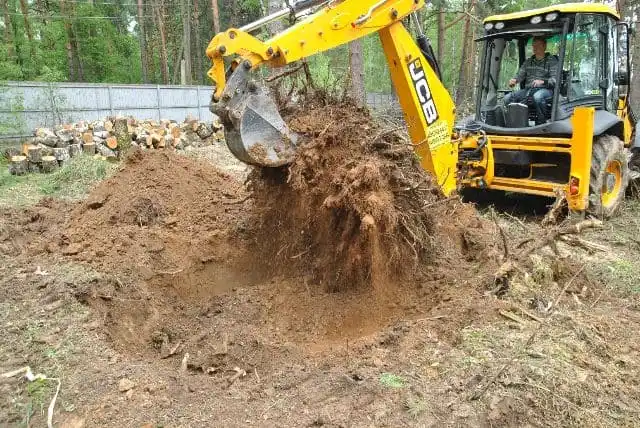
[588,135,630,218]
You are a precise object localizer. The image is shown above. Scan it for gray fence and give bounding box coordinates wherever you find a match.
[0,81,397,141]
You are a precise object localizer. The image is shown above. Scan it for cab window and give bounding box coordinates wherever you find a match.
[566,13,608,103]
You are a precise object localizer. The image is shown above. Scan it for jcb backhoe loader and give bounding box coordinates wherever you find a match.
[206,1,637,218]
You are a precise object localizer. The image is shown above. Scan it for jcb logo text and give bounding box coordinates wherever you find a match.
[408,59,439,125]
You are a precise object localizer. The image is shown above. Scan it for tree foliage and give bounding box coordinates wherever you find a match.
[0,0,637,113]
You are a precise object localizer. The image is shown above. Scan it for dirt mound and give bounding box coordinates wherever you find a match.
[248,102,462,290]
[41,103,499,363]
[59,150,255,293]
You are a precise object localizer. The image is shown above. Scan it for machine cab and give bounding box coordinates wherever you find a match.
[474,4,628,135]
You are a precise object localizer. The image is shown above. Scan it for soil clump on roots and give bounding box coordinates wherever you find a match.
[248,102,477,290]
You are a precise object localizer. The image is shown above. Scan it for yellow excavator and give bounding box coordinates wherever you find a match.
[206,1,637,218]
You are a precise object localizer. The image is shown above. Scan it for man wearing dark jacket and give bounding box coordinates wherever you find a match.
[504,36,558,125]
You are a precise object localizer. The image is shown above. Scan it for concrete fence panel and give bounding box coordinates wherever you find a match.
[1,81,396,142]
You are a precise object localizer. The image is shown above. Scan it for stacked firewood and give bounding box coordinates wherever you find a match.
[5,116,224,175]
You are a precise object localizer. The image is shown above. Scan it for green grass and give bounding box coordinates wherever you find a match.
[379,372,406,388]
[586,256,640,297]
[0,154,117,207]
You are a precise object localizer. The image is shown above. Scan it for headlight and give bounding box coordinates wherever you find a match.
[530,15,542,24]
[494,21,505,30]
[545,12,559,21]
[484,22,494,30]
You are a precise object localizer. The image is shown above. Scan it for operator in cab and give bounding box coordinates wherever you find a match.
[504,36,558,125]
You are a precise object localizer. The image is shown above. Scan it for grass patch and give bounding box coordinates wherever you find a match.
[585,255,640,298]
[0,155,117,207]
[379,372,406,388]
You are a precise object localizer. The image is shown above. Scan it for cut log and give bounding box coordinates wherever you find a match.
[112,117,132,153]
[150,133,162,148]
[82,142,96,155]
[82,132,93,145]
[53,147,70,164]
[146,135,153,148]
[91,121,106,133]
[68,143,81,158]
[42,136,58,147]
[196,122,214,139]
[41,156,59,173]
[9,156,28,175]
[28,162,40,173]
[104,120,114,132]
[25,144,42,163]
[36,143,54,157]
[55,129,74,143]
[174,137,186,150]
[3,147,21,159]
[105,136,118,150]
[97,145,117,159]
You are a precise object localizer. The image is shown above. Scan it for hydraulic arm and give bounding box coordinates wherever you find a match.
[206,0,458,195]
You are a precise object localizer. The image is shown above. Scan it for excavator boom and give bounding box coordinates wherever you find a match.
[206,0,458,194]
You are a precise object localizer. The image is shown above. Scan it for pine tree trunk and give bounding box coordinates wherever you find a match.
[181,0,192,84]
[193,0,202,84]
[155,0,169,84]
[437,6,445,69]
[172,40,184,84]
[210,0,219,33]
[146,31,157,82]
[71,21,84,81]
[60,0,75,80]
[348,40,366,108]
[1,0,15,59]
[137,0,148,83]
[455,0,474,106]
[18,0,35,60]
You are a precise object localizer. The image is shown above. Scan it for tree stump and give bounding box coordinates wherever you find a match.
[9,156,28,175]
[53,147,70,165]
[82,142,96,155]
[41,156,59,173]
[68,143,81,158]
[26,145,43,163]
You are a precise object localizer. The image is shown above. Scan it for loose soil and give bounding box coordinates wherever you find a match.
[1,106,639,427]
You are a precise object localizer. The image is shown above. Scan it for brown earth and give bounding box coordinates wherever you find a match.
[1,105,639,427]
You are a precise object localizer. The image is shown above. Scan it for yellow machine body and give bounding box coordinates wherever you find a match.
[206,1,635,215]
[458,107,595,211]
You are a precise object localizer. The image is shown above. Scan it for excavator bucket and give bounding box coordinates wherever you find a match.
[210,64,298,167]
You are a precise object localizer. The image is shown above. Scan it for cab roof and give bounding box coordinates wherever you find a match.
[484,3,619,23]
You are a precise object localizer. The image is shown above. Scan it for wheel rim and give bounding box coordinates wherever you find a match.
[601,160,623,208]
